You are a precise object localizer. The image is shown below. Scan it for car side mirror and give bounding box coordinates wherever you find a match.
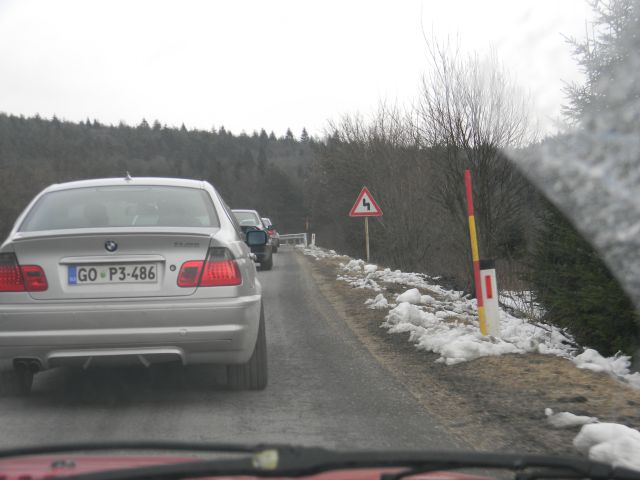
[246,230,268,246]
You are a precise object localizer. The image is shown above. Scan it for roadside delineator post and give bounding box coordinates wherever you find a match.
[311,233,316,247]
[479,259,501,337]
[464,170,488,336]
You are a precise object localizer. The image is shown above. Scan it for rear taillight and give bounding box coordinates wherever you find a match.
[267,229,275,236]
[0,253,48,292]
[177,261,203,288]
[21,265,48,291]
[0,254,24,292]
[177,248,241,288]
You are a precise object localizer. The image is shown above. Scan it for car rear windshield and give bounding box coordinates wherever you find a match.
[233,211,262,227]
[19,186,220,231]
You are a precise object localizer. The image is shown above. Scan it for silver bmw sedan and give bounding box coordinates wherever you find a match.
[0,177,268,393]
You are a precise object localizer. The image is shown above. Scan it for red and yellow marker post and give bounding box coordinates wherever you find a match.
[464,170,488,336]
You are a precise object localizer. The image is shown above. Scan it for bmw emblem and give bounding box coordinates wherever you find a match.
[105,240,118,253]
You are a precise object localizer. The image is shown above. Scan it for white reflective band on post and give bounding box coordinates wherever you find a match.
[480,268,501,337]
[311,233,316,246]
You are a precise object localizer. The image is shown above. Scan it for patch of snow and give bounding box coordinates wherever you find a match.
[364,264,378,274]
[381,295,575,365]
[545,408,598,428]
[573,349,640,387]
[420,294,436,305]
[573,349,630,375]
[341,259,365,272]
[365,294,389,310]
[396,288,422,305]
[574,423,640,471]
[337,274,382,292]
[299,245,343,260]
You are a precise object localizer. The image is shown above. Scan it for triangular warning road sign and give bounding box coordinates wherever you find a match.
[349,187,383,217]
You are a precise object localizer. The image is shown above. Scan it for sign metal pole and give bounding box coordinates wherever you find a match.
[365,216,370,263]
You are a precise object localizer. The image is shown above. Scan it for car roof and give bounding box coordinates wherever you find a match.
[42,177,209,193]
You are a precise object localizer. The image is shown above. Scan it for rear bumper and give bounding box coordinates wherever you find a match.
[251,245,273,262]
[0,295,262,369]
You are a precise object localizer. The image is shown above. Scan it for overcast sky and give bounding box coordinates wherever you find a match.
[0,0,593,137]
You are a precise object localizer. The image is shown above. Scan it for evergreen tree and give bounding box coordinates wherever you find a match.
[268,131,276,141]
[530,202,638,355]
[563,0,640,123]
[259,129,268,142]
[300,127,309,142]
[285,128,294,140]
[138,118,150,129]
[531,0,639,355]
[257,146,267,175]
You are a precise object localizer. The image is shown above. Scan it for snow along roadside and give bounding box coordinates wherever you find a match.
[299,245,640,389]
[545,409,640,471]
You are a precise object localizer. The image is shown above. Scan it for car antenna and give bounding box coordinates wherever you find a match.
[124,171,133,182]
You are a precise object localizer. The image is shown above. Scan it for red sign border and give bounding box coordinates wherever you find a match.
[349,186,383,217]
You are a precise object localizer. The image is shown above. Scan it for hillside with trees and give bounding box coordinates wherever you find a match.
[0,115,313,236]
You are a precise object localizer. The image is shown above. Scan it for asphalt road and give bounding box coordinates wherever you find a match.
[0,248,462,451]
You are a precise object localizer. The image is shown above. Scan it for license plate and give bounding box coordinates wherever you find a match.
[68,264,158,285]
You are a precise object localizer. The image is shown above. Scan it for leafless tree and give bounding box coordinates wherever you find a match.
[416,39,538,268]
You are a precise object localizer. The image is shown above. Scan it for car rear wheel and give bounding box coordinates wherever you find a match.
[227,306,267,390]
[0,369,34,396]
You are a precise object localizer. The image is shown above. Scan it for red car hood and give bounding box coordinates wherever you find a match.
[0,455,492,480]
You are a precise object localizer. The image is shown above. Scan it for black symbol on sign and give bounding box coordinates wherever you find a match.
[362,197,371,211]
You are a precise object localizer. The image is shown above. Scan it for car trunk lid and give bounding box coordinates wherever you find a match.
[10,228,215,300]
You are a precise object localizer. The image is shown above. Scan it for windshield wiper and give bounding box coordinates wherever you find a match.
[0,442,636,480]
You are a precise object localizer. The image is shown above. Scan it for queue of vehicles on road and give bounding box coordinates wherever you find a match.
[0,176,280,394]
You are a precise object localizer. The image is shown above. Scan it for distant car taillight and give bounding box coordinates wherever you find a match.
[177,248,241,288]
[0,253,48,292]
[267,229,275,236]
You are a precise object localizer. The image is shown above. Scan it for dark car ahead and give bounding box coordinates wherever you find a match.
[261,217,280,253]
[232,209,273,270]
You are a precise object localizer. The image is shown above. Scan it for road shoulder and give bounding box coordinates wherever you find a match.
[296,249,640,455]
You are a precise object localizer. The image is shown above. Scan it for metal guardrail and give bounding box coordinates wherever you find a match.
[279,233,308,246]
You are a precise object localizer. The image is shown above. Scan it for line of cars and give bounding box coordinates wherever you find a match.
[230,209,280,271]
[0,176,279,394]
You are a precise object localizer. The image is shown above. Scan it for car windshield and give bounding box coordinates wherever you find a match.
[0,0,639,475]
[233,211,262,227]
[19,186,219,231]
